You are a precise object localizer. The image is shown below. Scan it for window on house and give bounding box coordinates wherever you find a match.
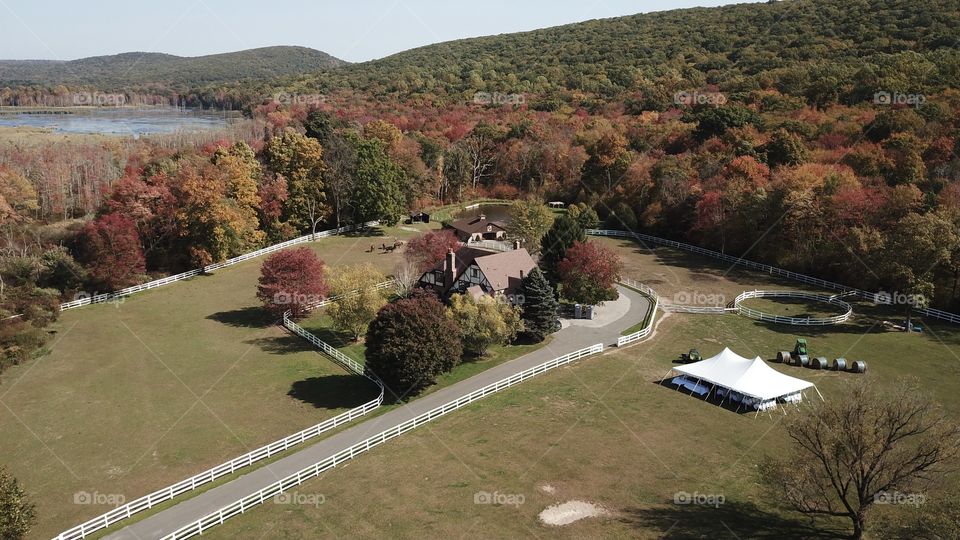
[471,268,480,278]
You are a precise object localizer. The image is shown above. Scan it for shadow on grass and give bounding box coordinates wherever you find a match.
[207,306,276,328]
[620,501,846,539]
[342,226,387,238]
[288,375,381,410]
[249,334,315,355]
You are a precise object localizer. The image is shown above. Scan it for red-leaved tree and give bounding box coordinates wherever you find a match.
[78,213,146,291]
[405,229,461,272]
[257,247,328,319]
[557,240,623,305]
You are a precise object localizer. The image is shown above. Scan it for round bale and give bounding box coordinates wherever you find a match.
[832,358,847,371]
[851,360,867,374]
[796,354,810,367]
[776,351,791,363]
[811,357,828,370]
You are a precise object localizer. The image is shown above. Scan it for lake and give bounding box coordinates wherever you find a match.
[455,203,514,222]
[0,107,238,137]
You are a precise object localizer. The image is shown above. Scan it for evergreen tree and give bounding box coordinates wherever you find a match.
[539,213,586,283]
[519,267,560,342]
[351,137,405,226]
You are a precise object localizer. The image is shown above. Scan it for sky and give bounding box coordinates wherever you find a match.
[0,0,763,63]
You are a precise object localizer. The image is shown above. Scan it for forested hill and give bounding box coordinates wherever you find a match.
[301,0,959,105]
[0,46,346,88]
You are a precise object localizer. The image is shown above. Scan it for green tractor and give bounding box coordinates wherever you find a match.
[776,339,809,365]
[679,349,702,363]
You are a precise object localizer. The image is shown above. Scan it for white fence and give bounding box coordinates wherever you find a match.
[616,278,660,347]
[161,342,605,539]
[733,290,853,326]
[59,221,380,311]
[467,239,515,252]
[52,285,386,540]
[588,229,960,325]
[660,304,733,314]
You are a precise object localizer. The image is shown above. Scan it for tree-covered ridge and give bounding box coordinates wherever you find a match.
[299,0,959,104]
[0,46,345,95]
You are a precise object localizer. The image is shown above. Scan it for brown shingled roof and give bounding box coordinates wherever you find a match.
[473,248,536,292]
[447,215,507,235]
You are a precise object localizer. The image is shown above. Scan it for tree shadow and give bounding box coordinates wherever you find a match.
[207,306,275,328]
[288,375,381,409]
[248,334,315,355]
[620,501,847,539]
[342,226,387,238]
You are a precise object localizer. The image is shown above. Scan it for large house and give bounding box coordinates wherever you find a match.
[419,244,536,298]
[445,214,507,243]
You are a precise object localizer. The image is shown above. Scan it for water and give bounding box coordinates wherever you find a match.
[0,107,237,137]
[455,203,513,222]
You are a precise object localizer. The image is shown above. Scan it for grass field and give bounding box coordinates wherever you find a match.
[738,296,850,319]
[194,237,960,540]
[0,224,434,538]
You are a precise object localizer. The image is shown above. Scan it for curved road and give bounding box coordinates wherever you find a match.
[105,286,650,539]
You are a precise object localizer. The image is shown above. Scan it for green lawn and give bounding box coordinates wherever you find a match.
[200,308,960,540]
[0,225,434,539]
[193,236,960,540]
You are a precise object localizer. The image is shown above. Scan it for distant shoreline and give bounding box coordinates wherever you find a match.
[0,105,190,115]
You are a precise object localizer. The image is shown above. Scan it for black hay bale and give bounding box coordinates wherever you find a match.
[832,358,847,371]
[850,360,867,374]
[796,354,810,367]
[776,351,791,363]
[811,357,829,370]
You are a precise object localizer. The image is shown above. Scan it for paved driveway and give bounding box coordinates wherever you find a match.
[104,286,650,539]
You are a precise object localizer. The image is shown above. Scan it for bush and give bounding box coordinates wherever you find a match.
[447,293,522,356]
[365,291,463,399]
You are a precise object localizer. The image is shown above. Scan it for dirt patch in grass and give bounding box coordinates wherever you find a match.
[539,500,611,526]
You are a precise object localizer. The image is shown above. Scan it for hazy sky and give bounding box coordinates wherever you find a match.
[0,0,763,62]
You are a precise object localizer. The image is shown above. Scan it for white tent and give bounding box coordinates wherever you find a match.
[667,347,822,412]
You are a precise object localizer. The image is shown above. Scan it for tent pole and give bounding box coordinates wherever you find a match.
[814,386,825,402]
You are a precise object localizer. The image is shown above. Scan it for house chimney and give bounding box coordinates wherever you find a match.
[513,240,521,250]
[444,249,457,288]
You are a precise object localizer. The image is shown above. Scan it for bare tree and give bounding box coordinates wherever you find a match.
[392,260,420,298]
[759,379,960,540]
[304,183,328,241]
[461,123,500,192]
